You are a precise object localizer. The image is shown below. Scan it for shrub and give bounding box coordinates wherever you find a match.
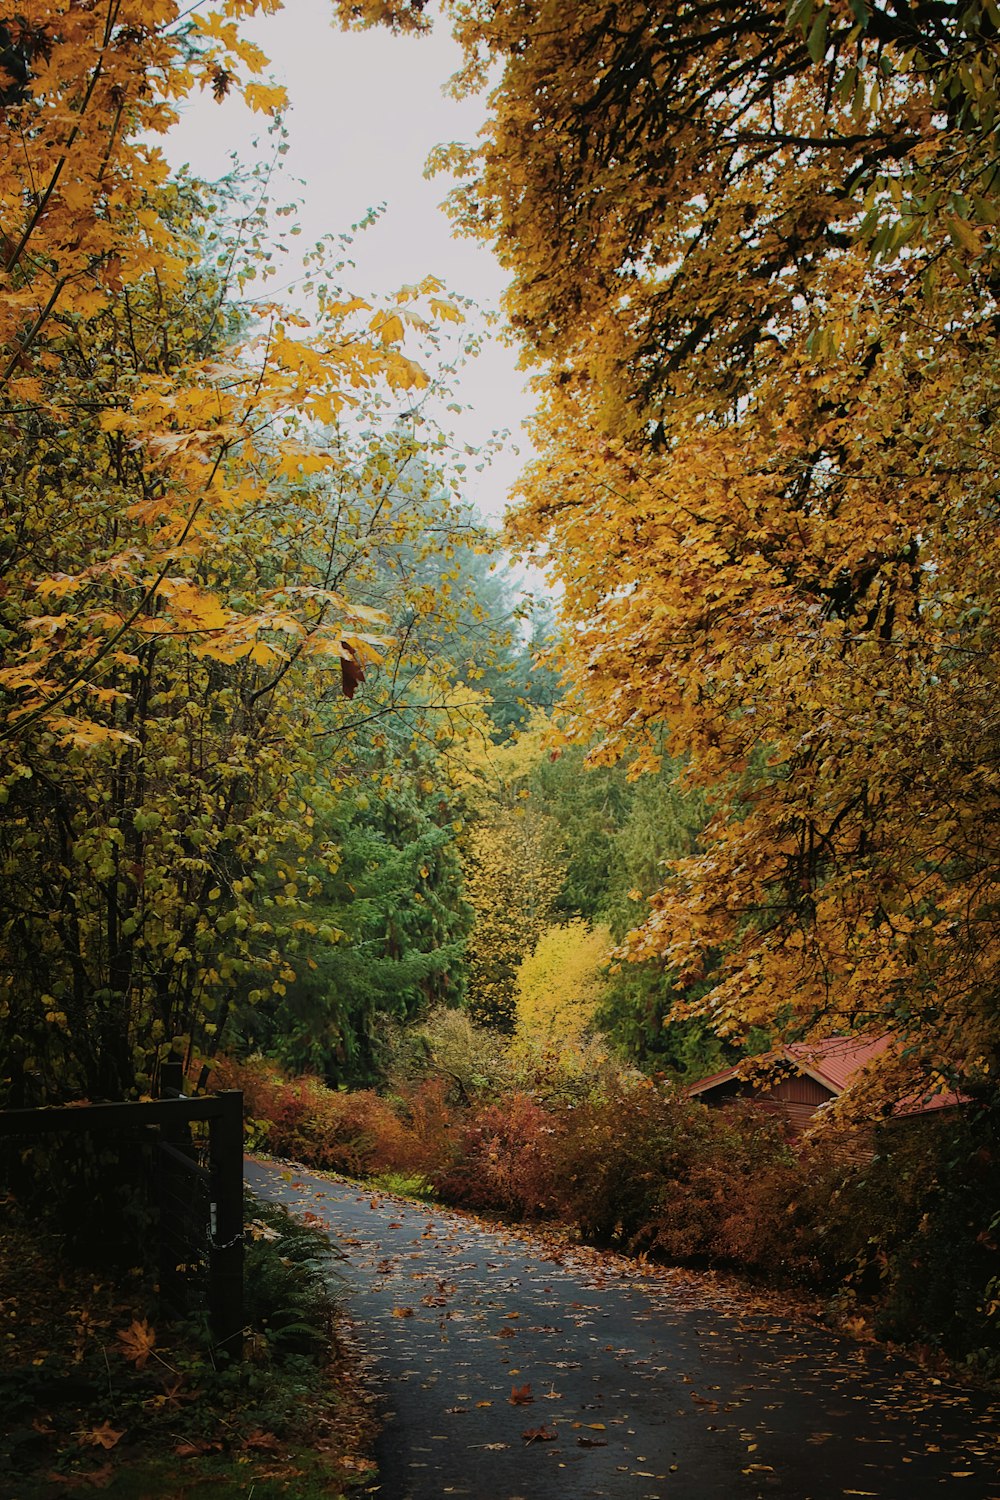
[641,1101,805,1274]
[547,1080,694,1246]
[392,1077,466,1179]
[798,1106,1000,1364]
[436,1092,563,1217]
[378,1005,517,1101]
[210,1056,414,1175]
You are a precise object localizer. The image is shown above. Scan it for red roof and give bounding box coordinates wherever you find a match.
[784,1034,893,1093]
[688,1034,966,1117]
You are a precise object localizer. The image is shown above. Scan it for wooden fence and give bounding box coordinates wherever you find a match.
[0,1082,244,1359]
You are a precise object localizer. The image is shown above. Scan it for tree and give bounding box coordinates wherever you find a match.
[0,3,472,1102]
[347,0,1000,1099]
[236,766,473,1086]
[460,722,563,1029]
[513,918,610,1047]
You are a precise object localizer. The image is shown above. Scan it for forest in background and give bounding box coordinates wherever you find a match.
[2,0,1000,1373]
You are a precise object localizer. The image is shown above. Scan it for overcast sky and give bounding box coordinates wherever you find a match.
[164,0,534,526]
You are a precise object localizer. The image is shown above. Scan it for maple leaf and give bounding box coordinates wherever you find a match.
[76,1421,125,1450]
[508,1383,533,1405]
[175,1439,222,1457]
[341,645,366,699]
[115,1319,156,1370]
[243,1430,283,1453]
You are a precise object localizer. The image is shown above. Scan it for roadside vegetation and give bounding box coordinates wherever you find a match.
[213,1012,1000,1379]
[0,1187,375,1498]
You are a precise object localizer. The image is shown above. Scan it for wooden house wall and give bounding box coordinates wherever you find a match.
[698,1073,835,1135]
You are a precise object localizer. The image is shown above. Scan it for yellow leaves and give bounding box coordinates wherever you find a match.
[156,578,229,631]
[514,920,611,1046]
[248,639,281,667]
[384,352,429,390]
[99,409,140,435]
[373,312,406,344]
[24,614,70,638]
[276,446,340,477]
[35,575,84,600]
[429,297,463,324]
[243,81,289,114]
[343,601,390,627]
[45,717,138,750]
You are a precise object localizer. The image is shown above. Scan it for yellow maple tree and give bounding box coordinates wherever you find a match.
[513,918,610,1047]
[0,3,477,1101]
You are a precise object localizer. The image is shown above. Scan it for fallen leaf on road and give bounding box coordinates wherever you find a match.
[522,1424,558,1444]
[391,1306,414,1318]
[509,1383,533,1405]
[578,1436,608,1447]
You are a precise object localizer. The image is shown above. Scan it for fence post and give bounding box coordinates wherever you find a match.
[208,1089,244,1361]
[160,1058,184,1099]
[157,1059,192,1309]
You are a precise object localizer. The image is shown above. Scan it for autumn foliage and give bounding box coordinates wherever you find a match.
[354,0,1000,1113]
[0,1,477,1102]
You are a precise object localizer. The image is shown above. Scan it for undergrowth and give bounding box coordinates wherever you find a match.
[0,1188,375,1498]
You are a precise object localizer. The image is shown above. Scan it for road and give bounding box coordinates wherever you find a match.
[245,1159,1000,1500]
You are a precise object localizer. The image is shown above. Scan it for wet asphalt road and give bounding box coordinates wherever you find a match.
[245,1159,1000,1500]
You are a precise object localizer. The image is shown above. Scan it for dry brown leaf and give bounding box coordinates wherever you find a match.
[76,1422,124,1451]
[509,1383,533,1406]
[115,1318,156,1370]
[244,1430,283,1453]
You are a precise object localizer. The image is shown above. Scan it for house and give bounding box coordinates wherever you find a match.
[687,1034,966,1135]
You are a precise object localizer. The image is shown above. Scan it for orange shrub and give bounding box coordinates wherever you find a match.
[390,1078,466,1180]
[435,1092,563,1217]
[639,1101,807,1274]
[209,1055,414,1175]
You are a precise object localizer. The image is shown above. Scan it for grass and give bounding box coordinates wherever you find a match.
[370,1169,433,1201]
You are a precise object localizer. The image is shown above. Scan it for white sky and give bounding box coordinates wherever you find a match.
[164,0,535,527]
